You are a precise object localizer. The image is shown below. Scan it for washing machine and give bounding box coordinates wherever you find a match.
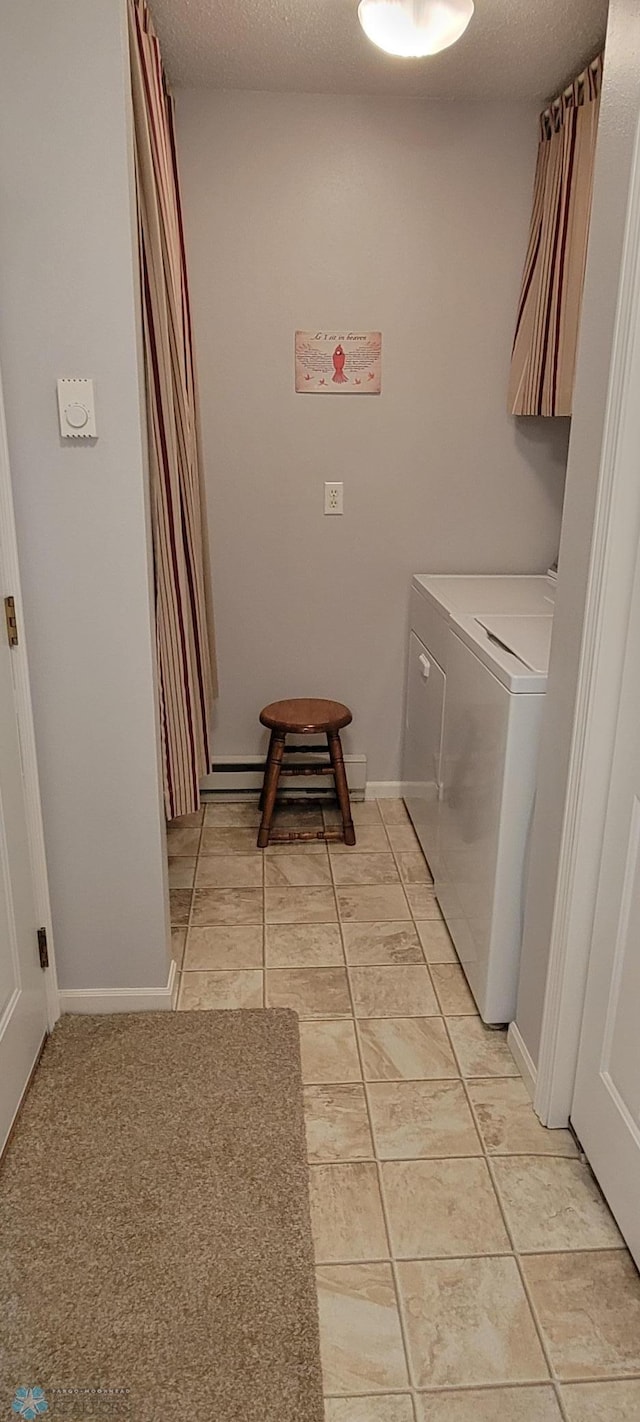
[403,575,554,1023]
[404,575,553,872]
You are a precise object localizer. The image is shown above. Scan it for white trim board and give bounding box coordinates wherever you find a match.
[59,959,177,1015]
[365,782,410,800]
[535,117,640,1129]
[0,362,58,1029]
[508,1022,537,1100]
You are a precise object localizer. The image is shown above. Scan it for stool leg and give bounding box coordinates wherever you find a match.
[328,731,356,846]
[257,732,285,848]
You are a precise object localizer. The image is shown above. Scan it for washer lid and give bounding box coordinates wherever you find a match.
[450,612,553,691]
[475,614,553,675]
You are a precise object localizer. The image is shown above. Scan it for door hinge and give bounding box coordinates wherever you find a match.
[37,927,49,971]
[4,596,18,648]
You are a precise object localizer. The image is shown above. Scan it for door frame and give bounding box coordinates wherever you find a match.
[0,363,59,1032]
[535,117,640,1129]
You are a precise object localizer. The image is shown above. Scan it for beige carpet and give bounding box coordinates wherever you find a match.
[0,1011,324,1422]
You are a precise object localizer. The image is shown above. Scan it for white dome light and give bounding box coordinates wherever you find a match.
[358,0,474,58]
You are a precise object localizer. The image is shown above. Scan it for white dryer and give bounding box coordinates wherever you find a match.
[403,575,554,1024]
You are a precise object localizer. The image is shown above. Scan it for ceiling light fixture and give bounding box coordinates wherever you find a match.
[358,0,474,58]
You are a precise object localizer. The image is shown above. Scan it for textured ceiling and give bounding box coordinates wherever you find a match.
[149,0,608,100]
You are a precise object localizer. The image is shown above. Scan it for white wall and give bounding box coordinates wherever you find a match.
[176,91,569,782]
[0,0,170,992]
[515,0,640,1067]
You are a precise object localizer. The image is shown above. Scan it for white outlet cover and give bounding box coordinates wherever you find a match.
[57,378,97,439]
[324,481,344,515]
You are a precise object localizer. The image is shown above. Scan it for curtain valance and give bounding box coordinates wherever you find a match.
[508,55,603,417]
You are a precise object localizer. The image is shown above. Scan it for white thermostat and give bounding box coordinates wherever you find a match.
[57,378,97,439]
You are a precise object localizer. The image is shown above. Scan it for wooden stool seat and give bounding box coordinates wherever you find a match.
[260,698,352,735]
[257,698,356,848]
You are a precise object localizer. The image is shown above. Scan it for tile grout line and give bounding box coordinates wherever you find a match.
[438,1005,570,1421]
[265,814,331,1002]
[173,808,204,1006]
[187,810,208,1002]
[382,819,471,1012]
[327,834,420,1415]
[322,1378,594,1397]
[379,812,449,1027]
[306,1235,637,1266]
[302,1145,603,1166]
[383,815,436,965]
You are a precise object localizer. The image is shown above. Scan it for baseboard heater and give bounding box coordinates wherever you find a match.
[200,751,367,802]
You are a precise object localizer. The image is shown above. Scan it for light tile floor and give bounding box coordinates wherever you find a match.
[168,798,640,1422]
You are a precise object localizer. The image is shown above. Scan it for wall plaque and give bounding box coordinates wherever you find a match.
[295,331,382,394]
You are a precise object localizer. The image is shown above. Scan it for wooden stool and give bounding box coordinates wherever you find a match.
[257,698,356,848]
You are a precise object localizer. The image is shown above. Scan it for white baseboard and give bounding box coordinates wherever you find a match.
[507,1022,537,1100]
[365,781,409,800]
[59,960,178,1015]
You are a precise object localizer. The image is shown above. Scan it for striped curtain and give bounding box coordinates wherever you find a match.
[128,0,217,820]
[508,55,603,417]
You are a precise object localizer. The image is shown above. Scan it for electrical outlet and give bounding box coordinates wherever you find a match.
[324,481,344,515]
